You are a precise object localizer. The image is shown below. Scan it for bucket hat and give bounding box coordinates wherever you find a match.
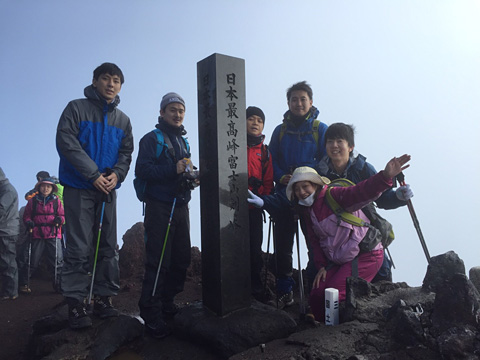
[286,166,330,201]
[35,177,58,193]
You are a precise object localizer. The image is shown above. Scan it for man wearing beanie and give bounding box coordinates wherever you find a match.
[267,81,327,309]
[246,106,274,302]
[135,92,197,339]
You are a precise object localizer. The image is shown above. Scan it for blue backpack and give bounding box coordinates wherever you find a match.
[133,129,190,203]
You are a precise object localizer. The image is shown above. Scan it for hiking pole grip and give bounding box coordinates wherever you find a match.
[263,217,273,299]
[397,172,431,264]
[295,219,306,316]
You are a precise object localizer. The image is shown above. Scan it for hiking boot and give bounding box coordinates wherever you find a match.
[268,291,294,310]
[145,319,172,339]
[53,281,62,294]
[67,298,92,329]
[20,285,31,294]
[162,302,179,318]
[93,296,119,318]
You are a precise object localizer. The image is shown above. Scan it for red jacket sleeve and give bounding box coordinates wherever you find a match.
[23,199,34,224]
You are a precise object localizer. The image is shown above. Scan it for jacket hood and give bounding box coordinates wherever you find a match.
[283,106,320,125]
[317,153,367,178]
[157,117,187,136]
[84,84,121,109]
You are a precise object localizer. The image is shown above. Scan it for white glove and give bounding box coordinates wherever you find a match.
[396,184,414,201]
[247,190,264,208]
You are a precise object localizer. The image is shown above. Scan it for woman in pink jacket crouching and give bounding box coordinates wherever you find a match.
[286,155,411,321]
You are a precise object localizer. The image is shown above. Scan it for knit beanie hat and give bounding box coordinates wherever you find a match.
[246,106,265,123]
[160,92,185,111]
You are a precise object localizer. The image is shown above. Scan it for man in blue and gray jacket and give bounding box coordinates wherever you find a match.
[56,63,133,329]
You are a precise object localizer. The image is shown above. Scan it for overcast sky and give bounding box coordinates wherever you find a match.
[1,0,479,287]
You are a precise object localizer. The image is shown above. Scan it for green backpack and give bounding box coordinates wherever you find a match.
[325,178,395,253]
[279,119,321,144]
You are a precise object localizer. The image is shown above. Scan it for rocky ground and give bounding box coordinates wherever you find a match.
[1,223,479,360]
[0,253,301,360]
[0,258,219,360]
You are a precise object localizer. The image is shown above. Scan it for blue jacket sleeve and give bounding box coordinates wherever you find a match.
[261,185,292,218]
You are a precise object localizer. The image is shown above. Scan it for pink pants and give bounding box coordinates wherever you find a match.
[309,249,384,322]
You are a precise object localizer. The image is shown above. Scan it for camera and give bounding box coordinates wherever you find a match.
[179,170,200,192]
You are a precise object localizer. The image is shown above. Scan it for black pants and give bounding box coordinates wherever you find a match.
[272,208,296,279]
[18,237,63,286]
[0,235,18,297]
[138,198,191,324]
[61,187,118,302]
[249,208,264,296]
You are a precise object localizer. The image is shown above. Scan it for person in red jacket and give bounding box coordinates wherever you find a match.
[246,106,274,301]
[20,178,64,293]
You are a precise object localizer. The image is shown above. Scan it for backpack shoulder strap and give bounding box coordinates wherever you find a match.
[152,129,166,158]
[152,129,187,161]
[325,182,368,227]
[261,144,269,180]
[279,123,287,143]
[312,119,320,145]
[182,136,190,154]
[53,197,58,216]
[31,198,37,221]
[279,119,321,144]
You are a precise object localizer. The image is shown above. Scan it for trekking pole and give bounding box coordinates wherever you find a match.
[27,231,32,293]
[386,247,396,269]
[397,172,431,264]
[53,226,59,289]
[263,216,273,299]
[272,217,280,309]
[295,217,306,317]
[87,195,107,306]
[152,198,177,297]
[54,236,58,289]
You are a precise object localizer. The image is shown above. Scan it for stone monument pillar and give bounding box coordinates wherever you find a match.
[197,53,250,316]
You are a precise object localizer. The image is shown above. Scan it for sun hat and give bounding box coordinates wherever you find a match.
[285,166,330,201]
[35,177,58,193]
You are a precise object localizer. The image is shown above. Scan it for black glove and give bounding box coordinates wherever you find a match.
[26,220,34,231]
[53,216,63,226]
